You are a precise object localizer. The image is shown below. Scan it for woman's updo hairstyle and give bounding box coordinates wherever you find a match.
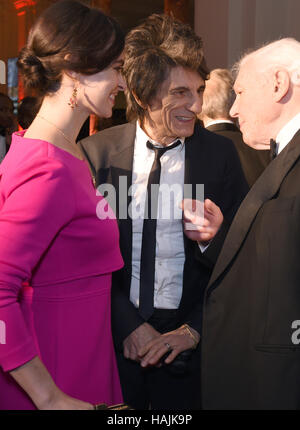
[18,0,124,95]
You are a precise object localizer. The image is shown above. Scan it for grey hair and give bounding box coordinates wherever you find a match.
[232,38,300,85]
[201,68,234,119]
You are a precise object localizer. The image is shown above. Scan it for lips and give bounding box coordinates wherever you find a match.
[109,89,120,105]
[176,116,195,122]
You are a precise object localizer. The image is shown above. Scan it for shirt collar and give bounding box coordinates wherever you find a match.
[136,121,185,150]
[276,112,300,154]
[206,119,235,128]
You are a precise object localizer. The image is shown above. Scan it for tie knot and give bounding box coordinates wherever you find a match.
[146,139,181,159]
[270,139,277,160]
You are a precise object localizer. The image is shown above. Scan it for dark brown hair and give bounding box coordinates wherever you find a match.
[123,14,209,121]
[18,0,124,96]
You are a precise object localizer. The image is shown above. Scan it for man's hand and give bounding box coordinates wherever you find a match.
[181,198,223,243]
[123,322,160,362]
[139,325,200,368]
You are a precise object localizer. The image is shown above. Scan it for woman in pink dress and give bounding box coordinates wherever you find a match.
[0,0,125,410]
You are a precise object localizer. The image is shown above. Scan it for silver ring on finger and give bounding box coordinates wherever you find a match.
[164,342,171,351]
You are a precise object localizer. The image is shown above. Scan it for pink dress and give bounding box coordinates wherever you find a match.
[0,131,124,409]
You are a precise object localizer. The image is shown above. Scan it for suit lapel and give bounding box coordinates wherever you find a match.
[184,130,202,194]
[184,134,192,189]
[109,123,136,269]
[183,130,204,254]
[208,131,300,288]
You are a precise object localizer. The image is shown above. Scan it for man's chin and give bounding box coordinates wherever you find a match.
[241,133,269,150]
[176,125,195,138]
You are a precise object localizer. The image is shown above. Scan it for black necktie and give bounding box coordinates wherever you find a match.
[270,139,277,160]
[139,139,182,320]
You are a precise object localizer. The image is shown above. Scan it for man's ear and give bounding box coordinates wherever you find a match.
[273,69,290,102]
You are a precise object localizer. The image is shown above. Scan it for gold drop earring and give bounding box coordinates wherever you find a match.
[68,83,78,109]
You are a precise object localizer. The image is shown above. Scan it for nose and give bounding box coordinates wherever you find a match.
[189,93,203,115]
[229,97,238,118]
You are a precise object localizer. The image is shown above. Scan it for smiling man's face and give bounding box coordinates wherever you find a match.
[142,66,205,145]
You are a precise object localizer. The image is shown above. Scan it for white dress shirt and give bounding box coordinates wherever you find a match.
[130,122,186,309]
[276,112,300,155]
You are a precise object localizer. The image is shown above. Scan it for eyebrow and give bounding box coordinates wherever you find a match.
[170,84,205,93]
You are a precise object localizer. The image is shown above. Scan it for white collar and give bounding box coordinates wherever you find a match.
[206,119,235,127]
[136,121,185,149]
[276,112,300,154]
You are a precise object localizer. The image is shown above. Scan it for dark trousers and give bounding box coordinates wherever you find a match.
[115,309,201,410]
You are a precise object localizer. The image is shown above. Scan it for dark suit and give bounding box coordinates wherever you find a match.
[206,122,270,187]
[79,121,248,409]
[201,130,300,410]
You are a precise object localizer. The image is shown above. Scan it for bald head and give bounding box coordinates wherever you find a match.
[230,38,300,149]
[234,38,300,85]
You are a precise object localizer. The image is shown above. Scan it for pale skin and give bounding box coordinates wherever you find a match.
[9,55,125,409]
[181,198,224,243]
[229,56,295,150]
[10,357,94,410]
[123,67,223,367]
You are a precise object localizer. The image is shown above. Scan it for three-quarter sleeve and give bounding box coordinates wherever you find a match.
[0,156,75,371]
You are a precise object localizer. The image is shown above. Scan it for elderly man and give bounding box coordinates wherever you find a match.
[79,14,247,410]
[197,38,300,410]
[199,68,270,187]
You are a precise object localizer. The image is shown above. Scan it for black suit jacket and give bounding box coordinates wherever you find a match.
[201,130,300,409]
[206,122,270,187]
[79,122,248,347]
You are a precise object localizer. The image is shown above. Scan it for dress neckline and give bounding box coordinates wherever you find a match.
[14,130,86,163]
